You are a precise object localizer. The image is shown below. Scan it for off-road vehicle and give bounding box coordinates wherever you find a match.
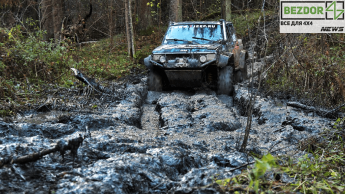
[144,19,247,95]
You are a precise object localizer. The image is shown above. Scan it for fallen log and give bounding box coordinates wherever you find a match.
[287,101,345,118]
[78,41,98,45]
[70,68,114,96]
[0,135,84,168]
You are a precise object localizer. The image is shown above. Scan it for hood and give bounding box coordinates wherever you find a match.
[152,44,221,54]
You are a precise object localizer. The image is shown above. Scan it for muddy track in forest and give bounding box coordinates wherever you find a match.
[0,61,334,194]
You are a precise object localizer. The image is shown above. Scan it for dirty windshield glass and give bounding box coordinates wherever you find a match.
[163,24,223,44]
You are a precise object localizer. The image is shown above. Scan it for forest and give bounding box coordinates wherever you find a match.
[0,0,345,193]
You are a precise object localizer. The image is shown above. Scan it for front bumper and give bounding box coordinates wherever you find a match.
[164,70,203,87]
[144,55,218,69]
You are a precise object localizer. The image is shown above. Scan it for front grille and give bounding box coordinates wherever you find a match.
[165,54,199,61]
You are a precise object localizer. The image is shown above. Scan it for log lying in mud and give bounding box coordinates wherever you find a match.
[71,68,100,89]
[287,101,345,118]
[71,68,113,95]
[0,135,84,168]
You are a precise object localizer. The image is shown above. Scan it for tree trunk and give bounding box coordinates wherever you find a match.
[42,0,54,40]
[129,0,135,57]
[138,0,152,31]
[52,0,64,40]
[169,0,182,22]
[125,0,131,56]
[124,0,135,58]
[240,101,252,152]
[109,0,113,47]
[222,0,231,21]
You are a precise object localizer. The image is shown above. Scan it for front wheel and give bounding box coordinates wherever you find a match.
[217,66,234,96]
[147,69,163,91]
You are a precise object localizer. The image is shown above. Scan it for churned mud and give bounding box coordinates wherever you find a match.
[0,63,334,194]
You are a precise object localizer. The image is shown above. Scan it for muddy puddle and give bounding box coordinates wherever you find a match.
[0,68,335,194]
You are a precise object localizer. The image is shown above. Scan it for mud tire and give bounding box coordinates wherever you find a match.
[217,66,234,95]
[148,69,163,91]
[234,62,247,83]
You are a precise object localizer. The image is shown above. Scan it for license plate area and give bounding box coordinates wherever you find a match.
[164,70,202,88]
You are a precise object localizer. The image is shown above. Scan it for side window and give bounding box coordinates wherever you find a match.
[226,24,236,45]
[226,26,231,41]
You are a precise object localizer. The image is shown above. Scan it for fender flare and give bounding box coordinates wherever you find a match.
[218,54,231,68]
[144,55,153,69]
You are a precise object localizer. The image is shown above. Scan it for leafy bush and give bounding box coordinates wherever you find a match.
[264,33,345,108]
[1,22,71,84]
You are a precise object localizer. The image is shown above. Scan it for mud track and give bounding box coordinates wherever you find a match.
[0,65,333,194]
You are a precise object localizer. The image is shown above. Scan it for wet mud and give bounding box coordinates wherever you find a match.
[0,67,334,194]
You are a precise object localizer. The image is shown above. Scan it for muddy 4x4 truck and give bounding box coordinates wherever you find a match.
[144,19,248,95]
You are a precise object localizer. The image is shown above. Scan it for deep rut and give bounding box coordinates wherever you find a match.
[0,74,333,194]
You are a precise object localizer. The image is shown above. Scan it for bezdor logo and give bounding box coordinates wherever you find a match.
[326,1,344,20]
[284,6,323,15]
[282,1,344,20]
[280,1,345,33]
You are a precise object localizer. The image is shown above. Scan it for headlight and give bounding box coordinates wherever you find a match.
[206,54,216,60]
[199,55,207,63]
[152,55,161,61]
[159,56,166,63]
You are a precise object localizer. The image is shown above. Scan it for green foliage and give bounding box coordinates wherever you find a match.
[0,60,5,71]
[146,0,160,17]
[281,119,345,193]
[9,26,67,67]
[215,178,231,186]
[2,20,70,86]
[333,117,344,129]
[138,26,156,36]
[231,10,275,38]
[213,153,278,193]
[76,38,135,79]
[0,109,13,117]
[249,153,277,192]
[264,32,345,108]
[214,128,345,194]
[63,80,74,88]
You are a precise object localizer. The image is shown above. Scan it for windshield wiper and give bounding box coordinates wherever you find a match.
[192,37,213,42]
[166,38,187,41]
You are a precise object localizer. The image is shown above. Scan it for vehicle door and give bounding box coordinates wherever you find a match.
[225,23,236,52]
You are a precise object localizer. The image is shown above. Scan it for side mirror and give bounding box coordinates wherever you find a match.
[237,39,243,50]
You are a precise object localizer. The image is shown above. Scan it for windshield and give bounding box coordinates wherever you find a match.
[163,24,223,44]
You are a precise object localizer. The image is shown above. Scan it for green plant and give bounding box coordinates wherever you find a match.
[249,153,277,193]
[214,153,277,193]
[3,21,70,85]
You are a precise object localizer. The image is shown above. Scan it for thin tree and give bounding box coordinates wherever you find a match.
[169,0,182,22]
[240,0,267,152]
[52,0,64,40]
[138,0,152,31]
[109,0,113,48]
[128,0,135,57]
[124,0,135,58]
[42,0,54,40]
[222,0,231,21]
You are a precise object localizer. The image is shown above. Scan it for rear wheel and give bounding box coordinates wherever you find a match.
[148,69,162,91]
[234,62,247,83]
[217,66,234,95]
